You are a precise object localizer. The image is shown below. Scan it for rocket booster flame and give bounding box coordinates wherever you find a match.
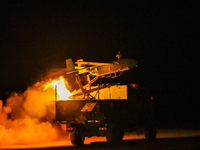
[45,76,72,100]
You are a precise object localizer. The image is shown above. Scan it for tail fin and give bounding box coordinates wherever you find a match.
[66,58,77,74]
[116,51,123,59]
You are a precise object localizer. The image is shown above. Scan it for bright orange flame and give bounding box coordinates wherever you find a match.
[45,76,72,100]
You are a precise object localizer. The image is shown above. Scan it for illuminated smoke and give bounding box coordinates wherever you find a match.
[0,76,71,146]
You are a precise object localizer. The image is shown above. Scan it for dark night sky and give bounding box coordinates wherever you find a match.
[0,1,199,127]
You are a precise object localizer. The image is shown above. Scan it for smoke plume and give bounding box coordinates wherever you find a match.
[0,77,70,146]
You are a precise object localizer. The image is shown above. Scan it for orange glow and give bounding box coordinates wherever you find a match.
[45,76,72,100]
[0,75,73,147]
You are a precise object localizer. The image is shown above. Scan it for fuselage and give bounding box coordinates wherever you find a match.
[91,58,138,76]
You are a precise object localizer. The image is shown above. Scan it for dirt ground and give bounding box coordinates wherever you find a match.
[1,129,200,150]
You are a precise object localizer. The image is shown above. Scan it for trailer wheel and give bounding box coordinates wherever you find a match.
[144,125,157,141]
[106,123,124,145]
[70,132,85,146]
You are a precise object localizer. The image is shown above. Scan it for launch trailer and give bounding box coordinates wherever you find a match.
[56,84,157,146]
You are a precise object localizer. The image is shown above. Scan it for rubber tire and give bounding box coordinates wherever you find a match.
[106,123,124,145]
[70,132,85,146]
[144,125,157,141]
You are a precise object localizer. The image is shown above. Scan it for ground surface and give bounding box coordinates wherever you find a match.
[1,129,200,150]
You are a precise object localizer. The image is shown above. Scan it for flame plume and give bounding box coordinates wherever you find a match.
[45,76,72,100]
